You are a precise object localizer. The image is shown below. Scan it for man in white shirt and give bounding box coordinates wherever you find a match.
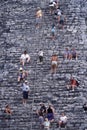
[58,113,67,128]
[22,80,30,106]
[20,50,30,66]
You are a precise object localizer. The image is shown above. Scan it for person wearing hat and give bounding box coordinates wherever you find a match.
[18,67,28,82]
[22,80,30,106]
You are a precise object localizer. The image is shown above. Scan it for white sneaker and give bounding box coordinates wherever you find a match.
[72,89,74,91]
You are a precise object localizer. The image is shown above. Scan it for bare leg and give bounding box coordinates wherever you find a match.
[59,121,62,127]
[72,85,75,91]
[18,76,20,82]
[54,67,56,74]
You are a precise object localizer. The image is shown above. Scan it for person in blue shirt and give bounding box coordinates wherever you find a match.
[22,80,30,106]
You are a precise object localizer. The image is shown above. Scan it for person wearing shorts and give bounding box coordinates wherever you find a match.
[51,54,58,73]
[22,80,30,106]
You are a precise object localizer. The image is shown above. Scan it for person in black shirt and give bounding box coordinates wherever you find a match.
[36,103,47,128]
[37,103,46,117]
[47,105,55,122]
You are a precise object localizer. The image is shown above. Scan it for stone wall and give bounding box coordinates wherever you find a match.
[0,0,87,130]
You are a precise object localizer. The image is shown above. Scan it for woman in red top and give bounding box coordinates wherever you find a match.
[67,77,79,91]
[70,77,78,91]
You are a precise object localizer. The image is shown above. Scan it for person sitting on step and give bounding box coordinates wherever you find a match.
[36,103,47,129]
[38,49,44,63]
[47,104,55,122]
[70,48,78,60]
[58,113,67,128]
[37,102,47,117]
[67,76,79,91]
[20,50,30,66]
[64,48,71,60]
[4,104,12,120]
[43,118,50,130]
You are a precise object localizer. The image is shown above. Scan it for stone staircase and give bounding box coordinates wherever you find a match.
[0,0,87,130]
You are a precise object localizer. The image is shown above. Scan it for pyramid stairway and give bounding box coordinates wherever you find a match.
[0,0,87,130]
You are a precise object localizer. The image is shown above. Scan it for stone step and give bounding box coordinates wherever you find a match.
[0,0,87,129]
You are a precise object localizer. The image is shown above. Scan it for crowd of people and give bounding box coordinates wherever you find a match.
[16,0,80,129]
[36,103,68,129]
[2,0,86,129]
[35,0,83,129]
[64,48,78,60]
